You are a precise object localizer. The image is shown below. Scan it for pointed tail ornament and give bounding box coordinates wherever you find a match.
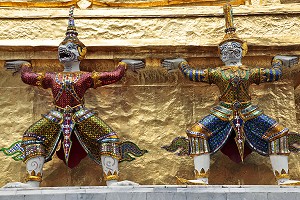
[0,141,25,161]
[119,141,148,162]
[162,136,189,156]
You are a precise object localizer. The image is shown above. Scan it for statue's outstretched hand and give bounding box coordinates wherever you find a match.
[5,60,30,73]
[161,58,186,72]
[121,59,145,72]
[273,56,298,68]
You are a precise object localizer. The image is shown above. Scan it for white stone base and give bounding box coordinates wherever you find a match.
[0,185,300,200]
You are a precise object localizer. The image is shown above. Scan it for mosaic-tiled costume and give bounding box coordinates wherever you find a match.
[163,4,300,185]
[21,62,129,167]
[1,6,146,187]
[178,61,289,162]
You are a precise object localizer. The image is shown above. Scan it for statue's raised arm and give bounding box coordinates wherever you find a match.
[250,55,298,85]
[91,59,144,88]
[162,58,212,83]
[5,61,52,88]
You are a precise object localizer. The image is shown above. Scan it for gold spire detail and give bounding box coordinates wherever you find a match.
[224,4,234,31]
[218,3,248,56]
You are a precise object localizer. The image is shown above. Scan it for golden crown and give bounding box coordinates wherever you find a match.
[218,4,248,56]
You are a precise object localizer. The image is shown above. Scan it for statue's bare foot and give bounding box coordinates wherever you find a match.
[278,179,300,186]
[176,176,208,185]
[2,182,33,188]
[107,180,139,186]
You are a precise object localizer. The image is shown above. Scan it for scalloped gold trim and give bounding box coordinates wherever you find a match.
[195,168,210,179]
[275,169,290,180]
[26,171,42,182]
[103,171,119,181]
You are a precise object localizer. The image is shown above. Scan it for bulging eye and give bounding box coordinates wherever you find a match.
[221,50,228,55]
[232,42,241,48]
[234,49,240,54]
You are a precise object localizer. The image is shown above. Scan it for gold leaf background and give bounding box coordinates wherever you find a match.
[0,4,300,186]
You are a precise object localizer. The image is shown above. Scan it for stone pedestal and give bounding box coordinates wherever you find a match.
[1,185,300,200]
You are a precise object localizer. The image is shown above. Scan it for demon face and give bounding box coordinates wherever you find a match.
[219,41,243,64]
[58,41,80,64]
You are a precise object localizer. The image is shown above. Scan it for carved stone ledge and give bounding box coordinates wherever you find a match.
[0,39,299,60]
[1,5,300,19]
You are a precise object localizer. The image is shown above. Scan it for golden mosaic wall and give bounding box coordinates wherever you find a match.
[0,4,300,186]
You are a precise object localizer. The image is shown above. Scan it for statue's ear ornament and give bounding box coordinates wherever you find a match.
[218,3,247,57]
[242,42,248,57]
[78,46,87,60]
